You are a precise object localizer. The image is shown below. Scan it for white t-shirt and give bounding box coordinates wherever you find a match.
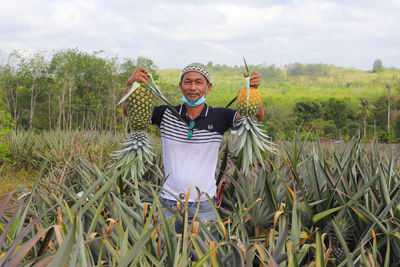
[151,104,237,201]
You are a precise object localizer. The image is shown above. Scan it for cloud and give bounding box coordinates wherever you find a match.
[0,0,399,69]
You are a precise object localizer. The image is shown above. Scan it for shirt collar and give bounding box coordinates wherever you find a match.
[179,103,209,120]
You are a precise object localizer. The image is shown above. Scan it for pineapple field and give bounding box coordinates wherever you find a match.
[1,130,400,266]
[1,50,400,265]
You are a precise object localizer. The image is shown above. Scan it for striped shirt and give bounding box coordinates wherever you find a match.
[152,104,237,201]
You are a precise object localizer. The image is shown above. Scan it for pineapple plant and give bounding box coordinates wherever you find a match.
[327,218,354,264]
[234,59,277,173]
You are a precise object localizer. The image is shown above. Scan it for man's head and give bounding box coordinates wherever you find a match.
[179,63,212,105]
[180,62,211,83]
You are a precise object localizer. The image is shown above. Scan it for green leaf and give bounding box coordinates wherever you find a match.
[192,242,224,267]
[216,141,229,186]
[312,205,345,223]
[315,229,324,267]
[117,82,140,105]
[49,214,77,267]
[384,230,390,267]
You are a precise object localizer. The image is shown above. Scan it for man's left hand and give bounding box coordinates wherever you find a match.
[243,71,261,89]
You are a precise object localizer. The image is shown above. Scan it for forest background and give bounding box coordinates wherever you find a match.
[1,48,400,148]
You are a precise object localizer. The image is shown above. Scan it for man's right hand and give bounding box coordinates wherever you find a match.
[126,68,149,87]
[123,68,148,116]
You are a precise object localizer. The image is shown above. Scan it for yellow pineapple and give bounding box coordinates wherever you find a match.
[234,60,276,174]
[237,87,261,117]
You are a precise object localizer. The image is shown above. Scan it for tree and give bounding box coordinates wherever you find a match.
[387,83,391,132]
[21,52,48,129]
[293,99,321,124]
[372,59,384,73]
[358,98,372,138]
[322,98,349,130]
[49,49,114,130]
[285,63,331,76]
[0,88,13,162]
[371,96,388,128]
[394,113,400,140]
[136,56,159,80]
[0,89,13,129]
[1,51,24,130]
[0,49,162,131]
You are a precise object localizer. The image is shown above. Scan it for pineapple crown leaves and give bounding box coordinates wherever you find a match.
[234,117,278,174]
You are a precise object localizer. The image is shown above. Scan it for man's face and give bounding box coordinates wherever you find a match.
[179,72,212,103]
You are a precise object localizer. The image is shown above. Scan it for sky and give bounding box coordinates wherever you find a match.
[1,0,399,70]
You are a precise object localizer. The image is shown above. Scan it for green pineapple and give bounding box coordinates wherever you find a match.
[327,219,353,265]
[330,239,346,264]
[125,85,154,131]
[113,82,155,180]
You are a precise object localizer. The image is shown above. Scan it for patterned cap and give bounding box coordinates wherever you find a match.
[180,62,211,83]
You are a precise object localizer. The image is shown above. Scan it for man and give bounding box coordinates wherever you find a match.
[124,62,263,229]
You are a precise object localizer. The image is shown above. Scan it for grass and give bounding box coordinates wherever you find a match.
[158,67,399,109]
[0,166,38,211]
[0,167,38,196]
[0,166,39,195]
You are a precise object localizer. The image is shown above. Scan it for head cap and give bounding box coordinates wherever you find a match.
[180,62,211,83]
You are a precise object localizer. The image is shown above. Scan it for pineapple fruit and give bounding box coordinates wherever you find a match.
[234,62,276,174]
[125,85,155,131]
[327,219,352,264]
[237,87,261,118]
[113,82,155,180]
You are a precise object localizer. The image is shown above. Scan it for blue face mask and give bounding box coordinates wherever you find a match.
[181,95,206,107]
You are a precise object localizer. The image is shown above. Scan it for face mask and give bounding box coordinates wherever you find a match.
[181,95,206,107]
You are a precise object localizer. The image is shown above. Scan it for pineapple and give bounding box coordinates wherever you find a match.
[234,60,277,174]
[113,82,155,181]
[330,239,346,264]
[125,85,154,131]
[114,73,184,182]
[237,87,261,118]
[327,219,353,264]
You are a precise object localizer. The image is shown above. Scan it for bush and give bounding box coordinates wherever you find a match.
[322,98,349,129]
[344,121,361,138]
[395,113,400,139]
[0,95,14,163]
[293,99,321,124]
[309,118,337,138]
[377,130,398,143]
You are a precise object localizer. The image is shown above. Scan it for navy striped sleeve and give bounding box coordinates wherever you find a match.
[151,105,168,126]
[223,108,238,131]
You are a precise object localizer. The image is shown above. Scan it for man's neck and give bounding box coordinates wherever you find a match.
[184,103,205,121]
